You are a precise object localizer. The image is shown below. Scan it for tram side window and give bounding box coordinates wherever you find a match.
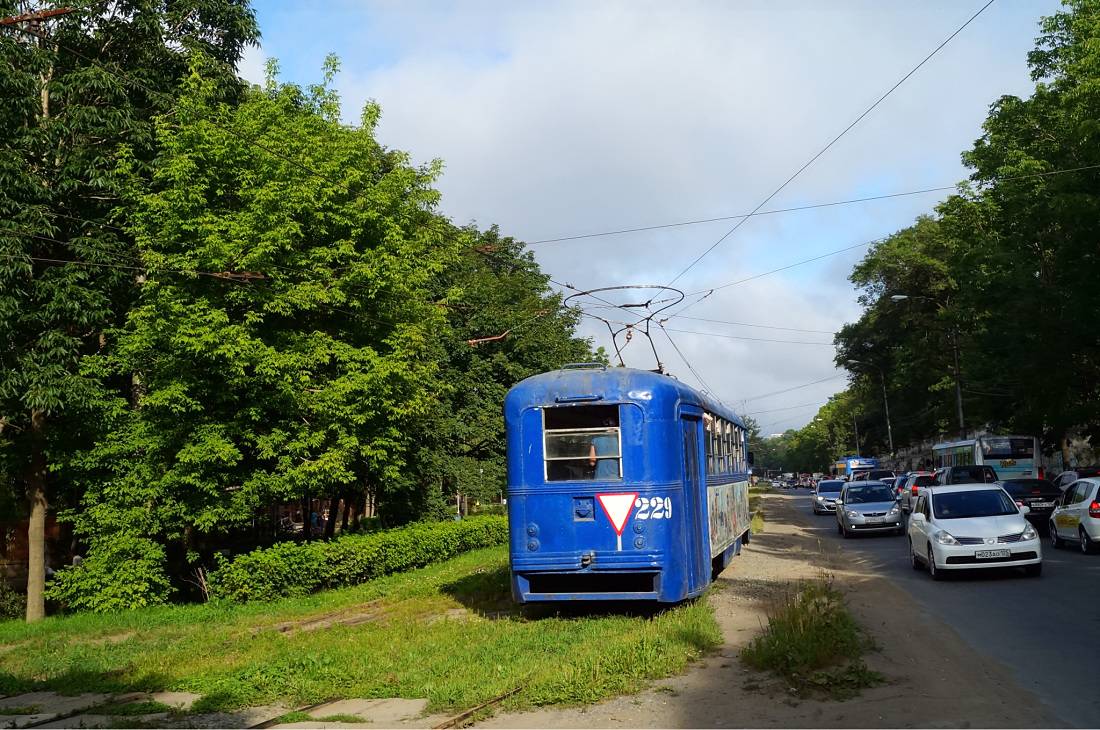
[543,405,621,482]
[721,422,732,474]
[705,415,718,475]
[706,414,745,475]
[733,424,744,471]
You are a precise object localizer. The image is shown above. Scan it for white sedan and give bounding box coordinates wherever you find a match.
[908,484,1042,580]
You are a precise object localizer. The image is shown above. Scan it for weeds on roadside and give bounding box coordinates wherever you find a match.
[273,711,367,724]
[0,706,40,716]
[739,573,882,699]
[87,701,172,715]
[750,510,765,534]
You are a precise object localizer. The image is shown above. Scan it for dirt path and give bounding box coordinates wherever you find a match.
[476,491,1066,729]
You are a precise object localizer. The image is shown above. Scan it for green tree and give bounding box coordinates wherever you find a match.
[0,0,257,620]
[49,57,456,610]
[938,0,1100,459]
[834,216,967,449]
[387,226,596,524]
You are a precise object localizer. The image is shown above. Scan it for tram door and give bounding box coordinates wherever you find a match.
[680,415,709,593]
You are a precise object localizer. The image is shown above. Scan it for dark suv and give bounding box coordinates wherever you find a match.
[1051,466,1100,492]
[995,478,1062,530]
[932,465,998,485]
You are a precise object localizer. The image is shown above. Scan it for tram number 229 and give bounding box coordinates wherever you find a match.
[634,496,673,520]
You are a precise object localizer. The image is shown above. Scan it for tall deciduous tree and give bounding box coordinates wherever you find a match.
[0,0,257,620]
[389,226,596,524]
[49,57,465,610]
[834,0,1100,462]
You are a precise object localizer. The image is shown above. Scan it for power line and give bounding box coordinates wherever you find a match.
[738,374,847,404]
[654,237,878,327]
[664,0,997,288]
[523,163,1100,246]
[757,407,824,432]
[744,401,828,416]
[657,324,724,404]
[5,204,566,322]
[658,326,833,346]
[675,315,836,335]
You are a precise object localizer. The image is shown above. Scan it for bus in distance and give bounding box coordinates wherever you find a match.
[932,435,1042,481]
[833,456,877,479]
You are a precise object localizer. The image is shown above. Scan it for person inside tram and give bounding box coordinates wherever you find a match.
[588,418,620,480]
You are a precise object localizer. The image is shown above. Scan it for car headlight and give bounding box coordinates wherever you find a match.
[931,529,958,546]
[816,495,824,501]
[1022,523,1038,540]
[844,509,860,518]
[888,505,900,515]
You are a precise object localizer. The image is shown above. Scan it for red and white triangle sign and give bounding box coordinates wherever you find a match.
[597,492,638,535]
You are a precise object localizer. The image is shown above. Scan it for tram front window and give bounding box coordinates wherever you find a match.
[544,405,622,481]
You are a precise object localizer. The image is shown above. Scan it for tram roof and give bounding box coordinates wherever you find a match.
[506,364,744,426]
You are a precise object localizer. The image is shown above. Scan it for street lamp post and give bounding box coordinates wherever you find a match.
[890,294,966,440]
[846,359,894,455]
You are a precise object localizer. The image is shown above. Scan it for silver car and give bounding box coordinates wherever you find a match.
[835,481,903,538]
[812,479,845,514]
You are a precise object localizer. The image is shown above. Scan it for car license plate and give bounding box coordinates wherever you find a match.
[867,517,884,524]
[975,549,1010,559]
[1031,502,1053,509]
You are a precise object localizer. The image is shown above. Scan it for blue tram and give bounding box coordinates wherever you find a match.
[505,364,753,603]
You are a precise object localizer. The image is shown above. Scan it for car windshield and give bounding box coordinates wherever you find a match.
[817,482,843,495]
[911,475,934,487]
[932,489,1017,519]
[999,479,1056,496]
[845,484,894,503]
[951,466,995,483]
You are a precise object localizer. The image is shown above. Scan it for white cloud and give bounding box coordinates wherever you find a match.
[236,42,268,86]
[250,0,1060,431]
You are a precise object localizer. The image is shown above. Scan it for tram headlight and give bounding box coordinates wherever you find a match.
[633,536,646,549]
[633,521,645,534]
[526,523,539,537]
[526,538,540,551]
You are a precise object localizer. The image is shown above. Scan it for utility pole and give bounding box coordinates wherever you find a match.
[853,415,860,458]
[951,330,966,440]
[846,359,894,456]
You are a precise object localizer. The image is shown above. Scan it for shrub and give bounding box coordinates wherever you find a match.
[471,503,507,516]
[0,581,26,621]
[740,575,881,698]
[209,515,508,603]
[45,534,174,613]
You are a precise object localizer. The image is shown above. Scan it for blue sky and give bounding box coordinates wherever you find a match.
[239,0,1062,434]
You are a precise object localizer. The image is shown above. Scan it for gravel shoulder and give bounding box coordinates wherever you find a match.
[476,491,1066,729]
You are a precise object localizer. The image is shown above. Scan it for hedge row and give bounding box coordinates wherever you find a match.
[209,515,508,603]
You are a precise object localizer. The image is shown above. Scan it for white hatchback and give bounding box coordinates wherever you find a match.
[908,485,1042,579]
[1049,478,1100,554]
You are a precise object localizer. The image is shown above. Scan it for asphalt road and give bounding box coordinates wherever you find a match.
[783,486,1100,729]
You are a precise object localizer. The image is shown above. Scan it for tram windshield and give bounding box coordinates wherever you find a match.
[544,405,621,481]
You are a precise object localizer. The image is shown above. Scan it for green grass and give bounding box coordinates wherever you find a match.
[272,710,367,724]
[739,574,882,699]
[748,484,770,514]
[87,701,172,715]
[316,713,369,723]
[750,510,765,534]
[0,547,721,717]
[0,705,41,715]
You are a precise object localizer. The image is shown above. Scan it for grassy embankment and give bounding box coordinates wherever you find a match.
[0,546,721,717]
[748,483,770,534]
